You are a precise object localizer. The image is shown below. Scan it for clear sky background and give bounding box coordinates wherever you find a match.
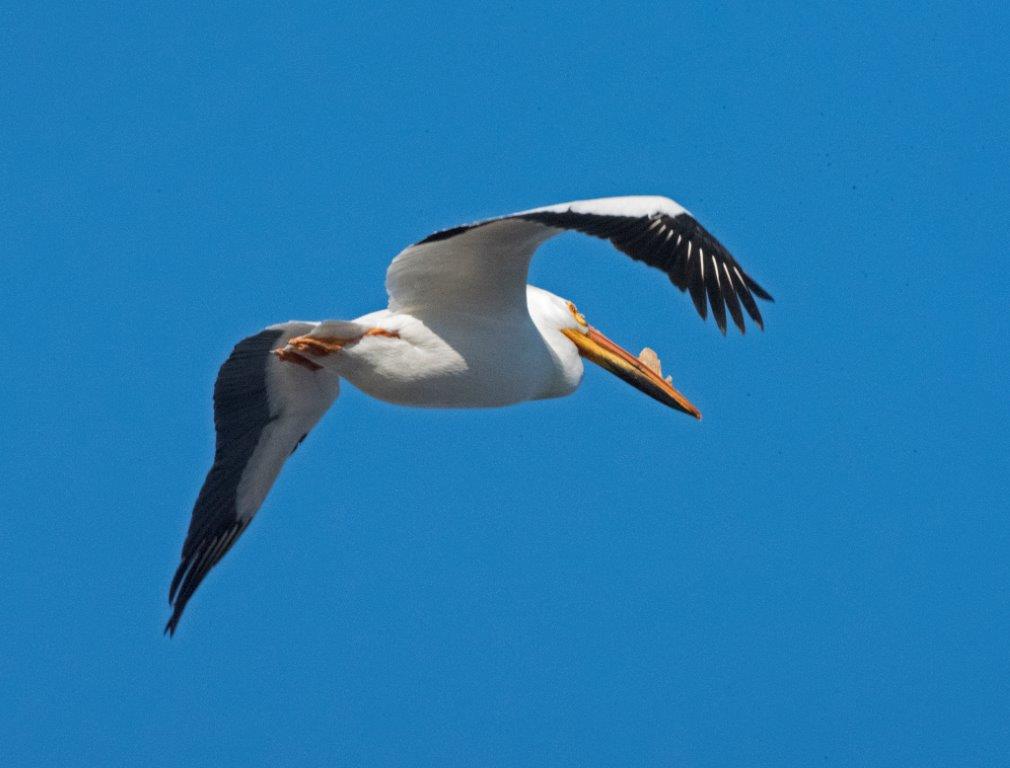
[3,2,1008,766]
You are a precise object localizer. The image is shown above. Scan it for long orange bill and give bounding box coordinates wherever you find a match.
[562,326,702,419]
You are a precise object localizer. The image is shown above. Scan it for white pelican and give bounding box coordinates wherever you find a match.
[166,195,772,634]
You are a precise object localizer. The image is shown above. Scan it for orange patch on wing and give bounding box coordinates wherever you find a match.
[273,347,324,370]
[285,328,400,358]
[363,328,400,339]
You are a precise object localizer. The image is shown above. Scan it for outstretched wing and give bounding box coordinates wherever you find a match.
[386,196,772,333]
[166,322,340,635]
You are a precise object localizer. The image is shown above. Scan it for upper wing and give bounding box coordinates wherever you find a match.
[165,322,340,635]
[386,195,773,333]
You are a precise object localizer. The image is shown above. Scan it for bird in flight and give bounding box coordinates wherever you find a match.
[165,195,773,635]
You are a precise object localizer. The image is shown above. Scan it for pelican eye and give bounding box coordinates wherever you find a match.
[566,301,588,328]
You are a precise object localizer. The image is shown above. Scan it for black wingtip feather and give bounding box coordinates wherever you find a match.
[512,208,773,334]
[733,280,763,329]
[704,259,728,334]
[721,267,746,334]
[688,277,709,320]
[743,274,774,302]
[165,520,248,636]
[165,612,182,637]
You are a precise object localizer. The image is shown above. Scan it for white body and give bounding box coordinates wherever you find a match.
[327,286,584,407]
[297,195,698,409]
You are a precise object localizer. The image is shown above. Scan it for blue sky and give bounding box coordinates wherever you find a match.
[3,2,1008,765]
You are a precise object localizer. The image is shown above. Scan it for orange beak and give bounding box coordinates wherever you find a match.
[562,326,702,419]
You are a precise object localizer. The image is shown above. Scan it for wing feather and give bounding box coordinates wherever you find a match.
[720,263,746,334]
[166,322,340,635]
[387,196,772,332]
[705,252,728,334]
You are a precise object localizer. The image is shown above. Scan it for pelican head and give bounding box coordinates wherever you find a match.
[528,286,702,419]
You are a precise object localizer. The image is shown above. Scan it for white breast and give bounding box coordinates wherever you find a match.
[334,306,582,408]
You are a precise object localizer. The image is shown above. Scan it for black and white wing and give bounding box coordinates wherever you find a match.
[166,322,340,635]
[386,196,772,333]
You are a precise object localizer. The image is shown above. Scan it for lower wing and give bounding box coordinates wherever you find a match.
[165,322,340,635]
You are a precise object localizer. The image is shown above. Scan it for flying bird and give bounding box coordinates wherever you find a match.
[166,195,773,634]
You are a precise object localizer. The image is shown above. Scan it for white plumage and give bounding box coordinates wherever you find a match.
[165,195,773,634]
